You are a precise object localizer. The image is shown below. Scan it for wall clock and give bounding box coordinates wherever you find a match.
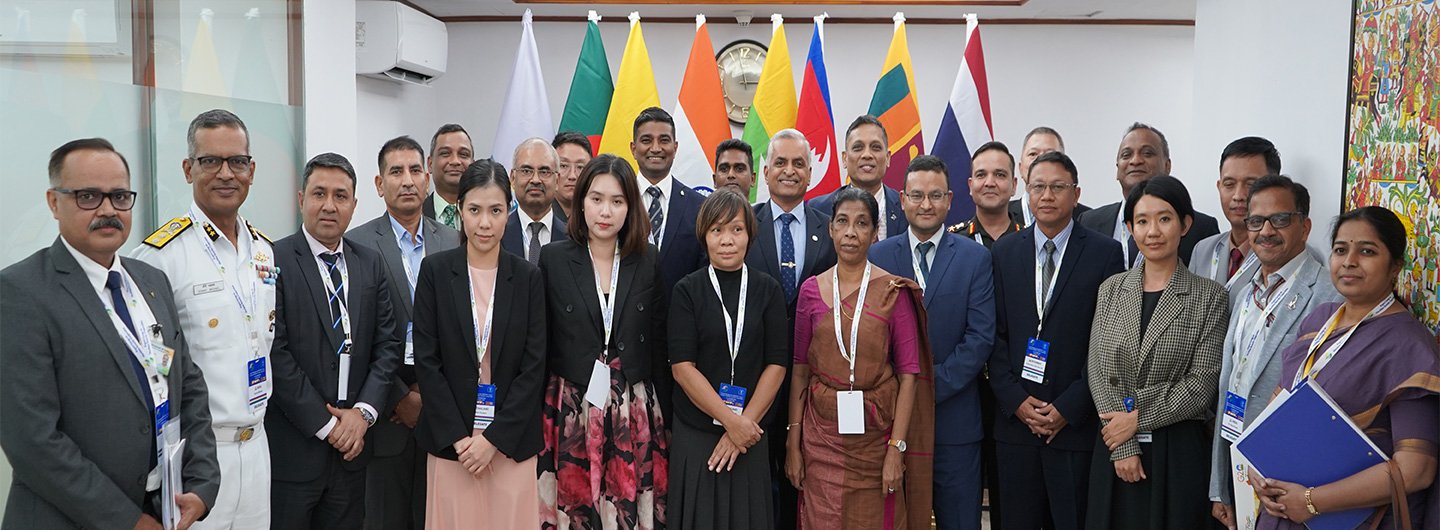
[716,39,768,125]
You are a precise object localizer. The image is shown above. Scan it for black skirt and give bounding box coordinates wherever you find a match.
[1085,419,1224,530]
[667,418,775,530]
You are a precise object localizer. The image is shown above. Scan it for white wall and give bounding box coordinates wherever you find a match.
[1192,0,1351,251]
[432,19,1196,210]
[354,76,438,222]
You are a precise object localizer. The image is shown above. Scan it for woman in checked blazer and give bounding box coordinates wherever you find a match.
[1085,176,1230,529]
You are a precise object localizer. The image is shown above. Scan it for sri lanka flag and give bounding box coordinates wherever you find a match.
[867,13,924,191]
[796,15,841,201]
[932,14,994,223]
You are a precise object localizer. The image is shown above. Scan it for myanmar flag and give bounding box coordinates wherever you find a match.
[671,15,731,188]
[868,13,924,191]
[558,11,614,155]
[597,12,661,171]
[740,15,797,202]
[796,15,841,200]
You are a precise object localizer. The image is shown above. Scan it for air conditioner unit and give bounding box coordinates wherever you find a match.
[356,1,447,85]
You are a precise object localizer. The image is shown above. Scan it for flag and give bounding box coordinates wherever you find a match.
[232,8,282,104]
[597,12,661,171]
[867,13,924,191]
[558,11,613,155]
[491,9,554,164]
[933,14,994,223]
[183,9,228,97]
[740,14,797,202]
[796,15,840,200]
[671,15,731,187]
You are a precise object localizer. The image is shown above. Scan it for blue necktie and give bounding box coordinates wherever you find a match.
[916,241,934,285]
[779,213,797,301]
[105,270,157,469]
[646,186,664,246]
[320,252,346,343]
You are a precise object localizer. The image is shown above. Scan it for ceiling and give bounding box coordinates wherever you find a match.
[406,0,1197,21]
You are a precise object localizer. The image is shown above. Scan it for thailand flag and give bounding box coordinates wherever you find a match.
[932,14,993,223]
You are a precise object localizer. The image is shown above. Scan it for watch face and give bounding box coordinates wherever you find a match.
[716,40,768,125]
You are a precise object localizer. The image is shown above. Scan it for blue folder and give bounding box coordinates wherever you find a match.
[1234,379,1386,530]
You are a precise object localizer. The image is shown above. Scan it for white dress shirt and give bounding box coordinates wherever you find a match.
[519,208,556,250]
[639,174,674,247]
[302,228,377,440]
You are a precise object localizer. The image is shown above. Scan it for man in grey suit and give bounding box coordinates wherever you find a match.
[1,138,219,529]
[1188,137,1279,294]
[351,136,461,529]
[1207,175,1340,529]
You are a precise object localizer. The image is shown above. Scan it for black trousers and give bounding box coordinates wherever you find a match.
[364,435,426,530]
[994,442,1091,530]
[271,456,367,530]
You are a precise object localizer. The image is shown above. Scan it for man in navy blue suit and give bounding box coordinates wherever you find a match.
[500,137,568,263]
[870,155,995,530]
[629,107,706,290]
[809,115,909,240]
[988,151,1124,530]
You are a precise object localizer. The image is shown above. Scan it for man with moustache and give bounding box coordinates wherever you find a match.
[2,138,219,529]
[950,141,1023,247]
[349,136,461,530]
[132,109,277,529]
[551,131,593,223]
[421,124,475,231]
[502,137,569,263]
[1009,127,1090,226]
[712,138,755,197]
[1189,137,1280,291]
[809,115,909,240]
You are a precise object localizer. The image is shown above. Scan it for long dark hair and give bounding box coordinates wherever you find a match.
[566,154,651,258]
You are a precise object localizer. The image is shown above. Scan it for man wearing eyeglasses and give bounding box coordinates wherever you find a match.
[3,138,220,529]
[132,109,275,530]
[1206,175,1338,530]
[949,141,1023,248]
[501,137,569,264]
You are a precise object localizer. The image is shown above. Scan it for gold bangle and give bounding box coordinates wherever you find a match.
[1305,487,1321,516]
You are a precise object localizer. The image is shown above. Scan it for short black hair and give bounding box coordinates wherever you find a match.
[1220,136,1282,175]
[695,189,757,251]
[1022,126,1065,151]
[187,109,249,158]
[1123,174,1194,226]
[715,139,753,172]
[907,155,949,181]
[552,131,593,154]
[457,158,512,207]
[1029,151,1079,184]
[1125,122,1170,158]
[1331,206,1407,267]
[302,152,357,191]
[49,138,130,186]
[830,185,880,228]
[378,135,425,173]
[971,141,1015,169]
[845,115,889,145]
[429,123,471,157]
[632,107,675,138]
[1248,174,1310,216]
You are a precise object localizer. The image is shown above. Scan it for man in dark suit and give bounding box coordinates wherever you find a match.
[350,136,462,530]
[870,155,994,530]
[501,137,569,263]
[552,131,594,223]
[1078,122,1219,268]
[809,115,909,239]
[420,124,474,231]
[630,106,706,290]
[743,129,836,530]
[269,153,403,529]
[2,138,219,529]
[1009,126,1090,227]
[989,151,1124,530]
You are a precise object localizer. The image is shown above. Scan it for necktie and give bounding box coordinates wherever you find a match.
[1228,248,1244,278]
[106,271,157,469]
[1042,240,1057,308]
[319,252,346,332]
[1251,276,1287,327]
[916,241,934,285]
[646,186,664,246]
[527,221,544,265]
[440,203,459,231]
[779,213,797,301]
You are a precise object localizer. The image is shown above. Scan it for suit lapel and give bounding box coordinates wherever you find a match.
[1015,229,1043,329]
[885,189,905,237]
[568,249,604,330]
[924,236,958,308]
[612,252,638,330]
[51,243,148,407]
[554,216,569,242]
[372,217,413,318]
[502,211,523,257]
[1255,257,1320,369]
[660,181,690,252]
[490,257,514,361]
[1138,265,1190,364]
[802,208,827,279]
[450,253,478,364]
[292,240,342,353]
[342,240,367,346]
[1042,227,1084,329]
[753,205,782,281]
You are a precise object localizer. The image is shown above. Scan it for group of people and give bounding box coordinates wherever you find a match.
[2,104,1437,530]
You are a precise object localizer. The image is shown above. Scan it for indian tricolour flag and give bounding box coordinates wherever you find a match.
[671,15,731,188]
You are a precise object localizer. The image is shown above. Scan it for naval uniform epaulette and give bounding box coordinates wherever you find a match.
[143,216,194,249]
[247,222,273,244]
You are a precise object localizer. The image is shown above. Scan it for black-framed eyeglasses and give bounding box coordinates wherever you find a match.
[53,188,138,211]
[1244,212,1304,231]
[514,167,557,179]
[1027,183,1077,196]
[192,155,254,175]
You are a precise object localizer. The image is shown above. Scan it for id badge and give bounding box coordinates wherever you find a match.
[713,384,748,426]
[337,350,352,402]
[1022,338,1049,384]
[836,390,865,434]
[1221,391,1247,443]
[473,384,497,430]
[404,323,415,366]
[246,357,269,414]
[149,342,175,378]
[1136,431,1153,443]
[584,359,610,408]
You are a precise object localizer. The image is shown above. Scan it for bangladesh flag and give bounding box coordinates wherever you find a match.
[558,11,614,155]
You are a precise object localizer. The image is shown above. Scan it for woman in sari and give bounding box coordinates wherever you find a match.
[1252,206,1439,529]
[784,185,936,530]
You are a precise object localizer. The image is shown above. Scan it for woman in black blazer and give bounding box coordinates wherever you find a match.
[536,154,670,530]
[412,159,547,528]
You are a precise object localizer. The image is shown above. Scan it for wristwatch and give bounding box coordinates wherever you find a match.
[359,407,376,427]
[888,438,908,453]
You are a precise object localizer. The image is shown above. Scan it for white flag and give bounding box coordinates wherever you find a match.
[491,9,554,164]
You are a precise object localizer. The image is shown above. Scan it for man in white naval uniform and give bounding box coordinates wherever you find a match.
[133,109,278,529]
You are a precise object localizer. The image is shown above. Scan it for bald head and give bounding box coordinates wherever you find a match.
[512,137,560,219]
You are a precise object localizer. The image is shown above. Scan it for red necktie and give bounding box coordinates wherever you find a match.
[1228,248,1244,277]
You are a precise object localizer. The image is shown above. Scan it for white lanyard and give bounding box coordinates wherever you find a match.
[103,273,168,398]
[912,245,929,292]
[316,252,352,350]
[592,245,622,360]
[467,267,498,379]
[1291,295,1397,388]
[1229,271,1299,394]
[831,263,872,389]
[1034,244,1061,332]
[708,265,748,385]
[191,209,262,356]
[1213,241,1259,289]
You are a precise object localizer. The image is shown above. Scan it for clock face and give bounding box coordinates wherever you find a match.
[716,40,768,125]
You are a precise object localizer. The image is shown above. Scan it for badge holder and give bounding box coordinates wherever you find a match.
[1022,338,1049,384]
[714,384,748,426]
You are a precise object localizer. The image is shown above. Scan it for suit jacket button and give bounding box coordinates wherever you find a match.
[639,334,646,343]
[141,426,150,435]
[565,304,573,313]
[331,361,338,369]
[637,303,645,312]
[617,342,625,351]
